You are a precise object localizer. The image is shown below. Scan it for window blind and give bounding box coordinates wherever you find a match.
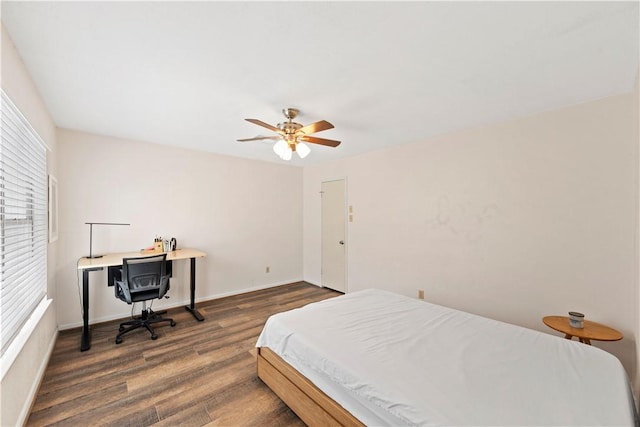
[0,90,48,356]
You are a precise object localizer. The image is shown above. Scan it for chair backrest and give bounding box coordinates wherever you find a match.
[118,254,170,303]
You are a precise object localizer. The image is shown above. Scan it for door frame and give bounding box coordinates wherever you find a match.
[321,177,348,293]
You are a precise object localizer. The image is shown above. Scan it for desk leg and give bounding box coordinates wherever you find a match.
[80,269,91,351]
[185,257,204,321]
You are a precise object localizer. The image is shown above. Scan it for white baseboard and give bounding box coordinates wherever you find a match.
[208,279,306,300]
[17,326,58,427]
[58,278,307,330]
[303,279,322,287]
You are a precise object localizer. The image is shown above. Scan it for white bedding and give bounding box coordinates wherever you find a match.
[256,289,638,426]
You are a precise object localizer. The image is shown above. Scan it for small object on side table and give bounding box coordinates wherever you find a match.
[568,311,584,328]
[542,315,623,345]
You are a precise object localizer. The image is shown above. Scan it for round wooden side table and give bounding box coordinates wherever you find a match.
[542,315,623,345]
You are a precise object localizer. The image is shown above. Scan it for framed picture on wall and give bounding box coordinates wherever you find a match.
[48,174,58,242]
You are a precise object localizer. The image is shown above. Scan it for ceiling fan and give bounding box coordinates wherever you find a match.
[237,108,341,160]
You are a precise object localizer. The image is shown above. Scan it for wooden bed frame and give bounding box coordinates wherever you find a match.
[257,347,365,427]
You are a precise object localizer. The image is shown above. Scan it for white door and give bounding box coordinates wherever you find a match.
[321,179,346,292]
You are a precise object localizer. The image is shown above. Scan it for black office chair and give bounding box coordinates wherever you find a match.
[114,253,176,344]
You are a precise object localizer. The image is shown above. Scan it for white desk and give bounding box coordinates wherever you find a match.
[77,248,206,351]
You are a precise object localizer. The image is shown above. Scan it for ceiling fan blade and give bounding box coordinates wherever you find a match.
[237,135,281,142]
[297,120,334,135]
[299,135,341,147]
[245,118,281,133]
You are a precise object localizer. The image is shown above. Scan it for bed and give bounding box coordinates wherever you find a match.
[255,289,638,426]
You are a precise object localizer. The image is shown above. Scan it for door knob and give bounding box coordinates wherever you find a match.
[339,240,344,245]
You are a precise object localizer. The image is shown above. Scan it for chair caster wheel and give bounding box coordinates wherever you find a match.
[151,334,158,340]
[170,321,176,327]
[115,337,122,344]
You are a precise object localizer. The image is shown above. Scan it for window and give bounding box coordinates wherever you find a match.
[0,90,48,356]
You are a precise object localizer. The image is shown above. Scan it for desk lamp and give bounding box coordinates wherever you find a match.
[85,222,130,258]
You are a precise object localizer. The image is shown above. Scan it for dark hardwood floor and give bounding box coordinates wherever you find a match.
[27,282,341,426]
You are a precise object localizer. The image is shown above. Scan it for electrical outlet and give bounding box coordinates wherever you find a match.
[418,290,425,300]
[266,266,270,273]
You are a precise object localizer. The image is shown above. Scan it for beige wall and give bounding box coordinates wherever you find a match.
[304,92,639,387]
[55,129,303,328]
[0,24,58,426]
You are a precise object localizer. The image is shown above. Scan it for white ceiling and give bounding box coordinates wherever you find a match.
[2,1,638,166]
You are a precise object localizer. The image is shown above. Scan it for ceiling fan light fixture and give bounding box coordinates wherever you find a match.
[273,139,288,157]
[281,146,293,161]
[239,107,341,161]
[296,142,310,158]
